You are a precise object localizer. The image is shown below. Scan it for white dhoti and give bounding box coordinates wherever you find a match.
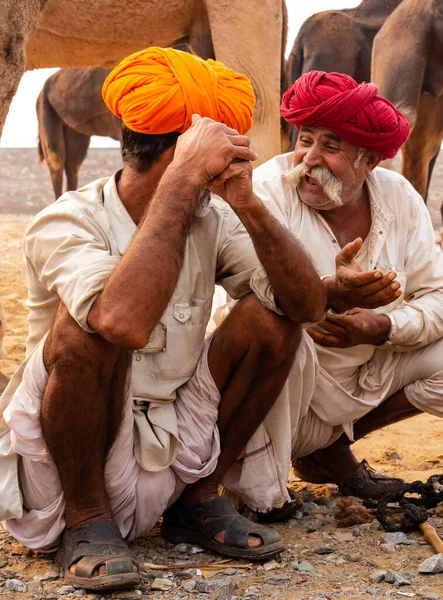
[3,331,330,551]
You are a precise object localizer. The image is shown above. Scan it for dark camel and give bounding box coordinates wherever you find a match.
[36,67,121,199]
[372,0,443,212]
[282,0,403,151]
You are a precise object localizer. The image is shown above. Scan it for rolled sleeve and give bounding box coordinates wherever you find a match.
[249,264,284,315]
[24,205,120,331]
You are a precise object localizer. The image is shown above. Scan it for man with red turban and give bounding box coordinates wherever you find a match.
[0,48,327,590]
[253,70,443,498]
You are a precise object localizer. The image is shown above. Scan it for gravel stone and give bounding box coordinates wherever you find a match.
[292,560,316,572]
[264,575,291,585]
[263,559,279,571]
[380,542,396,553]
[183,580,196,592]
[188,545,205,555]
[174,543,190,554]
[384,532,412,546]
[151,578,176,591]
[370,570,387,584]
[418,554,443,574]
[57,585,76,594]
[315,546,335,555]
[5,579,27,592]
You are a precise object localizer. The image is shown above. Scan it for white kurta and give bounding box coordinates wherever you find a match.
[252,153,443,435]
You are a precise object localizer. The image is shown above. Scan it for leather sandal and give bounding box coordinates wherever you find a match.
[56,519,140,591]
[161,495,285,560]
[238,489,303,523]
[293,457,404,500]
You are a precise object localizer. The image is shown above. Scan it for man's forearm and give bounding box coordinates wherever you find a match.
[88,168,199,348]
[235,195,326,322]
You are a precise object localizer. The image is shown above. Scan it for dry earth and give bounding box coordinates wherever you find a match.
[0,148,443,600]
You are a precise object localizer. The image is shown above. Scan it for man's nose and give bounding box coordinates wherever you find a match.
[303,144,323,169]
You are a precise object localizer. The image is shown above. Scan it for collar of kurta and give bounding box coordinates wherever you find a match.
[102,171,137,255]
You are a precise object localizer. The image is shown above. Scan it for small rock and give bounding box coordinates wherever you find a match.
[303,501,320,514]
[384,532,412,546]
[38,569,61,581]
[394,573,411,587]
[5,579,27,593]
[418,592,439,600]
[345,553,361,562]
[195,576,237,598]
[384,570,397,584]
[2,569,17,578]
[183,580,196,592]
[380,542,396,553]
[174,543,190,554]
[418,554,443,574]
[188,545,205,555]
[334,531,354,542]
[263,559,279,571]
[57,585,76,595]
[224,568,237,575]
[351,527,361,537]
[151,578,176,591]
[315,546,335,555]
[306,519,322,533]
[264,575,290,585]
[292,559,315,572]
[74,591,87,597]
[370,570,387,584]
[294,510,303,520]
[113,591,142,599]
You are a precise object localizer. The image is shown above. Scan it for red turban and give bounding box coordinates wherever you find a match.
[103,47,255,135]
[281,71,409,159]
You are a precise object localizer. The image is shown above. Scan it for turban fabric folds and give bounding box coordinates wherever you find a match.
[281,71,410,159]
[102,47,255,135]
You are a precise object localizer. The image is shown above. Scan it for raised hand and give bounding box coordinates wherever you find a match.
[172,115,257,188]
[325,238,402,313]
[307,307,391,348]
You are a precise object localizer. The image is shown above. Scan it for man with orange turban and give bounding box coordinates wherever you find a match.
[253,70,443,499]
[0,48,327,590]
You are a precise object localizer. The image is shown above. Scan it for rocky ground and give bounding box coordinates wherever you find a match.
[0,148,443,599]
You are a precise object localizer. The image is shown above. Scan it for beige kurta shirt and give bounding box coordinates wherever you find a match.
[0,172,278,520]
[253,152,443,431]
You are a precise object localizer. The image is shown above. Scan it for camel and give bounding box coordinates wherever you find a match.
[1,0,287,165]
[36,67,121,199]
[283,0,403,151]
[372,0,443,213]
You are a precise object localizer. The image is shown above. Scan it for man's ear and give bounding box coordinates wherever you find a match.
[365,151,382,172]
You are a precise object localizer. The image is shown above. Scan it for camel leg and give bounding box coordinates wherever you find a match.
[204,0,282,165]
[36,90,66,199]
[401,93,443,203]
[0,1,45,136]
[63,126,91,192]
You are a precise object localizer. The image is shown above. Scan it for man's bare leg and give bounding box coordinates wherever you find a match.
[41,304,130,529]
[178,293,302,548]
[294,389,419,498]
[40,304,138,588]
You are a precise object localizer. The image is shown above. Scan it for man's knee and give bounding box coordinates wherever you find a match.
[228,293,301,366]
[43,302,121,378]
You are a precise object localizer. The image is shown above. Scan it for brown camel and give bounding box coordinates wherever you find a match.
[283,0,403,151]
[0,0,287,165]
[36,67,121,199]
[372,0,443,213]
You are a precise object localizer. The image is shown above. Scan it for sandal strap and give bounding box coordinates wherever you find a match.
[74,556,134,579]
[189,496,281,549]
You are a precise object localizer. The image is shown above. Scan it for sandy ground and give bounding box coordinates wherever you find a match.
[0,148,443,599]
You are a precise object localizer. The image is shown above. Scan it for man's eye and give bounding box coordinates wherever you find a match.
[327,146,339,151]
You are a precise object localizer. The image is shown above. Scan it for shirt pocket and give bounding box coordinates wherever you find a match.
[149,299,209,381]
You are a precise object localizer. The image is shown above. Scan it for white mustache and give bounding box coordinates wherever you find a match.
[285,163,343,206]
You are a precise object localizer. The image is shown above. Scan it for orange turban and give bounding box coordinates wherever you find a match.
[102,47,255,135]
